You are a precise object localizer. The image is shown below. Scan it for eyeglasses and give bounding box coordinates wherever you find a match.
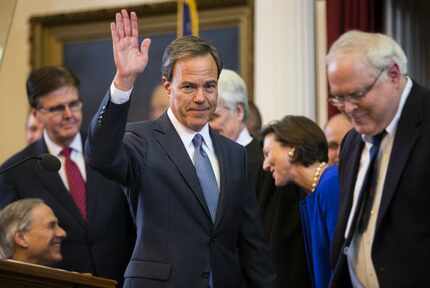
[38,100,82,116]
[328,69,385,106]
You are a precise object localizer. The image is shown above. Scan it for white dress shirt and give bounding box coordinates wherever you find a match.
[236,127,253,147]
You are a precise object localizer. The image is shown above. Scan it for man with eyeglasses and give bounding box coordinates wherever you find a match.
[328,31,430,287]
[0,66,135,286]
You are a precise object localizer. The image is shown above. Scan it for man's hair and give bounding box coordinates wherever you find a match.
[247,101,262,136]
[326,30,408,75]
[262,115,328,166]
[161,36,223,81]
[0,199,45,259]
[26,66,80,108]
[217,69,249,122]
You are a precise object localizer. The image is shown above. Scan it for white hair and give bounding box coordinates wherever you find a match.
[217,69,249,122]
[326,30,408,75]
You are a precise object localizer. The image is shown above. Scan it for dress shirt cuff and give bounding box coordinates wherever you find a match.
[110,82,133,104]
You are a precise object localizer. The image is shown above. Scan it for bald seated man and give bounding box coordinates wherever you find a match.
[324,113,352,164]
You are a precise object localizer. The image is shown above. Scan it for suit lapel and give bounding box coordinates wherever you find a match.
[84,147,100,228]
[376,85,423,229]
[210,130,226,227]
[33,139,88,229]
[153,114,213,222]
[333,131,363,260]
[342,133,364,219]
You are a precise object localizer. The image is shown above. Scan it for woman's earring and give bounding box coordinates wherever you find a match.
[288,147,295,161]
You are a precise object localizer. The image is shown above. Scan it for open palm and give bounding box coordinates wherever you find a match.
[111,10,151,87]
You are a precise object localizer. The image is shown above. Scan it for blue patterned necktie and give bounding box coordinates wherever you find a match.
[192,133,219,222]
[356,130,386,233]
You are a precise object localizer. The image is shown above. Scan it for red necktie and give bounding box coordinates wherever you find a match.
[61,147,87,220]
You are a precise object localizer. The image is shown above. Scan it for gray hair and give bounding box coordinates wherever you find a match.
[0,199,45,259]
[162,36,223,82]
[326,30,408,75]
[217,69,250,122]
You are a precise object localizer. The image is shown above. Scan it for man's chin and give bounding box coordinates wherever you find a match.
[187,120,209,131]
[58,131,79,142]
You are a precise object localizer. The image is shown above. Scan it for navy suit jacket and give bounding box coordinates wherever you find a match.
[331,82,430,287]
[85,94,275,288]
[0,134,135,285]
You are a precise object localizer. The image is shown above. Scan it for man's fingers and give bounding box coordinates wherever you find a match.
[116,12,124,39]
[140,38,151,58]
[111,22,119,45]
[122,9,132,37]
[131,11,139,38]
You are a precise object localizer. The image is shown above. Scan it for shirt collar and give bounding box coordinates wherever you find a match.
[44,130,83,156]
[362,76,412,144]
[236,127,253,147]
[167,108,214,152]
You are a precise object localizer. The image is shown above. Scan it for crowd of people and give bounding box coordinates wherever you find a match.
[0,8,427,288]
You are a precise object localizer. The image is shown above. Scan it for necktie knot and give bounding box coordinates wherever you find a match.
[192,134,204,149]
[371,130,386,147]
[61,147,72,158]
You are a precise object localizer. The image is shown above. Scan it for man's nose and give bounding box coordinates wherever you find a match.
[193,88,205,102]
[63,105,73,117]
[342,101,358,113]
[57,226,67,238]
[262,159,270,171]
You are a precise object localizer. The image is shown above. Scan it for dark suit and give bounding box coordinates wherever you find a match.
[0,135,135,285]
[246,137,311,288]
[331,82,430,287]
[85,95,274,288]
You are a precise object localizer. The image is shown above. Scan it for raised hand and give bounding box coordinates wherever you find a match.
[111,9,151,91]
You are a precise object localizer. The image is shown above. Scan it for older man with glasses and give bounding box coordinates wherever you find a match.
[328,30,430,288]
[0,66,135,286]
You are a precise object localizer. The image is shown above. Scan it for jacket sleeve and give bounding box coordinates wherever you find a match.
[85,91,140,187]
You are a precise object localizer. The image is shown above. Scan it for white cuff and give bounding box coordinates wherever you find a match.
[110,82,133,104]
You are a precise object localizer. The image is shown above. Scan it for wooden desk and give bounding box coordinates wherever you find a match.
[0,259,117,288]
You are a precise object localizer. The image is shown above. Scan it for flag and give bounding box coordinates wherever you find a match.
[177,0,199,37]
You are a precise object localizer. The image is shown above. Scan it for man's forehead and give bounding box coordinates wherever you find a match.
[38,86,79,104]
[327,53,370,75]
[172,55,218,76]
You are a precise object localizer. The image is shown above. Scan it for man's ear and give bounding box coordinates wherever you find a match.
[235,103,245,122]
[14,231,30,249]
[162,76,172,97]
[387,63,401,83]
[31,108,41,121]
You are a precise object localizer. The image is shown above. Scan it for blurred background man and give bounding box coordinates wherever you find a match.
[210,69,262,185]
[25,112,44,145]
[246,101,263,139]
[0,198,66,266]
[324,113,352,164]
